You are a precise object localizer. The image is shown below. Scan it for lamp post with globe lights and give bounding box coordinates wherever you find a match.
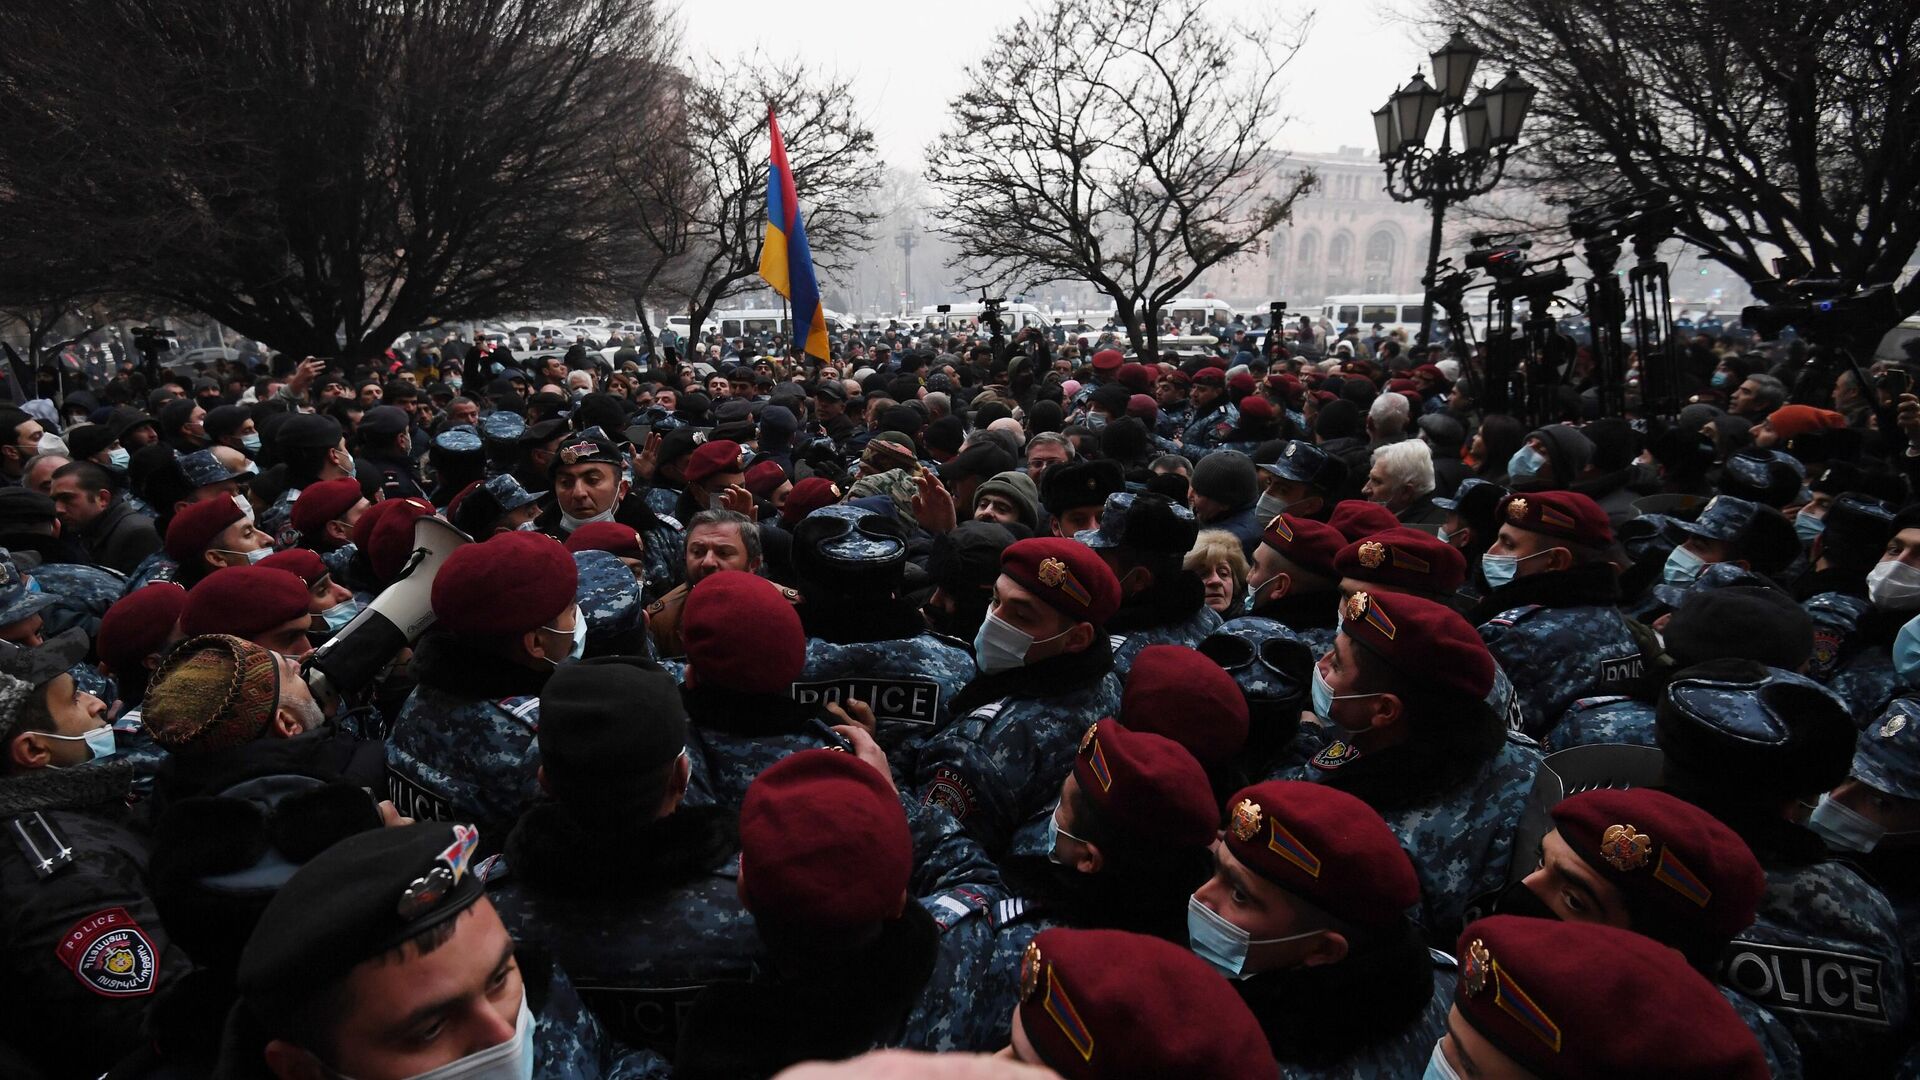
[1373,31,1536,345]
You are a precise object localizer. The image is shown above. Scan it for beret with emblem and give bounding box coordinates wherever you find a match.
[1017,928,1271,1079]
[1223,779,1418,929]
[1119,644,1248,769]
[1090,348,1125,373]
[1072,720,1216,850]
[1259,512,1345,579]
[1853,698,1920,801]
[1452,916,1768,1080]
[683,570,805,694]
[739,748,912,930]
[1495,489,1613,549]
[1326,499,1399,542]
[96,583,189,679]
[238,822,487,1026]
[1340,589,1495,701]
[743,459,789,498]
[288,478,365,540]
[1001,537,1122,627]
[564,521,645,559]
[1334,527,1466,595]
[683,439,745,486]
[180,567,311,641]
[164,494,250,565]
[257,547,328,588]
[1551,788,1765,959]
[1190,367,1225,387]
[432,531,576,637]
[780,476,843,529]
[143,634,284,754]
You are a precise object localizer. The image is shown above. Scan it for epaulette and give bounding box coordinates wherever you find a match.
[498,696,541,723]
[8,812,75,879]
[1484,604,1544,627]
[1571,694,1633,712]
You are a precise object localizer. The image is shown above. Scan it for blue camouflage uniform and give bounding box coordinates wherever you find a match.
[1154,401,1191,441]
[573,550,646,655]
[122,548,178,592]
[1181,400,1239,452]
[795,633,975,756]
[1265,951,1453,1079]
[31,562,129,637]
[1476,592,1647,739]
[483,804,760,1059]
[1277,728,1544,944]
[1803,592,1910,722]
[526,950,671,1080]
[680,690,849,810]
[1549,694,1657,751]
[1109,604,1222,677]
[256,486,299,544]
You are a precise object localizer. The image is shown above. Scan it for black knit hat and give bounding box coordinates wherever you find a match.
[539,657,686,817]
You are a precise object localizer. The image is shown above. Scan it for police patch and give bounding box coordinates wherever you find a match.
[58,907,158,997]
[1310,739,1360,771]
[1809,628,1843,678]
[790,677,943,727]
[1882,714,1907,738]
[1596,653,1643,685]
[1721,940,1888,1025]
[925,767,979,821]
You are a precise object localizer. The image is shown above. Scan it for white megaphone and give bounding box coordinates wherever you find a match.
[303,515,471,710]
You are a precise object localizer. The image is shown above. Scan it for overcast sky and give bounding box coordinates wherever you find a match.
[679,0,1438,169]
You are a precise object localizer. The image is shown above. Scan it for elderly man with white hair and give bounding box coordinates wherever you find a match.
[1361,439,1447,527]
[1366,391,1411,448]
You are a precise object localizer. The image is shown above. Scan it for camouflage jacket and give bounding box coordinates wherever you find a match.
[794,606,975,756]
[525,947,671,1080]
[1107,597,1222,678]
[1475,567,1649,739]
[1549,694,1657,752]
[484,803,759,1059]
[680,686,848,810]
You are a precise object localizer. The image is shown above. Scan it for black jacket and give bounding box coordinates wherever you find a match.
[82,499,163,576]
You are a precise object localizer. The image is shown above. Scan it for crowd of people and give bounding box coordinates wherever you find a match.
[1,312,1918,1079]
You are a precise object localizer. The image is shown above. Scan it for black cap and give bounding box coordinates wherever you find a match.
[203,405,252,441]
[548,433,623,475]
[359,405,410,440]
[540,657,686,815]
[276,414,344,452]
[1662,586,1813,670]
[1819,493,1897,565]
[939,442,1017,485]
[793,502,909,591]
[1258,439,1346,492]
[813,380,848,402]
[927,520,1016,593]
[0,486,58,527]
[657,427,702,468]
[1040,458,1124,516]
[1655,659,1856,805]
[1075,492,1199,556]
[1432,476,1507,525]
[238,822,487,1021]
[1717,452,1800,508]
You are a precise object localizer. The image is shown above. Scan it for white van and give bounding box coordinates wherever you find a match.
[915,303,1056,334]
[1319,294,1429,336]
[1160,298,1237,329]
[710,307,851,341]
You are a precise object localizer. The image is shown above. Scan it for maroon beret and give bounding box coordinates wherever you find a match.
[739,749,912,929]
[1228,372,1256,399]
[1550,788,1765,956]
[1000,538,1122,627]
[1191,368,1225,387]
[96,584,187,678]
[164,494,250,564]
[1260,512,1345,579]
[1090,348,1124,373]
[1413,363,1446,381]
[1121,644,1248,769]
[432,531,576,637]
[1017,928,1271,1079]
[1454,917,1768,1079]
[1115,363,1154,392]
[1237,396,1275,422]
[288,478,365,538]
[256,547,327,588]
[180,566,311,640]
[1387,378,1420,394]
[1162,369,1191,389]
[363,498,434,586]
[1327,499,1400,541]
[684,439,745,486]
[780,477,842,529]
[743,459,789,499]
[564,522,645,559]
[684,570,804,694]
[1125,394,1158,421]
[1223,779,1419,929]
[1334,527,1466,595]
[1496,490,1614,549]
[1339,589,1495,700]
[1072,720,1215,850]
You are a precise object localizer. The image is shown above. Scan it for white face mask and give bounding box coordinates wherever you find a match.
[559,505,617,532]
[1868,559,1920,612]
[1423,1039,1464,1080]
[972,609,1071,675]
[361,991,534,1080]
[1186,895,1327,980]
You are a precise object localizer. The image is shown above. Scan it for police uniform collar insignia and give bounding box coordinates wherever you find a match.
[1882,714,1907,738]
[397,824,480,918]
[1463,939,1492,995]
[1357,541,1386,569]
[1599,823,1652,871]
[1019,940,1043,1001]
[1230,798,1261,842]
[1506,498,1529,522]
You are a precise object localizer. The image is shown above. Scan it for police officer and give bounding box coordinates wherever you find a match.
[1196,616,1316,778]
[95,583,189,796]
[1658,494,1799,592]
[1193,780,1447,1075]
[1436,917,1769,1078]
[447,473,546,538]
[1075,492,1219,675]
[535,431,684,594]
[679,570,845,807]
[1473,490,1649,739]
[1479,787,1803,1076]
[257,414,354,542]
[228,822,664,1078]
[789,503,975,754]
[1244,512,1346,652]
[285,475,368,561]
[357,405,427,500]
[1281,589,1542,943]
[1254,439,1347,524]
[1809,697,1920,993]
[1179,368,1238,452]
[1808,502,1920,723]
[386,532,579,843]
[1001,928,1273,1076]
[486,657,758,1057]
[1431,476,1506,597]
[909,538,1124,856]
[1655,660,1912,1074]
[676,748,1044,1074]
[0,634,180,1077]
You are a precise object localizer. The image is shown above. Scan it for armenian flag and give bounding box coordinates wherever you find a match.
[757,107,830,361]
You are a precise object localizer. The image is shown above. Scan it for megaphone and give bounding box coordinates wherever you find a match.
[303,515,471,710]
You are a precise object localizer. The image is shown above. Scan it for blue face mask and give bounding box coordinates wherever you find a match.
[240,432,262,453]
[1424,1040,1464,1080]
[1663,544,1708,586]
[1186,895,1321,980]
[1508,444,1546,482]
[1796,511,1826,545]
[1481,549,1548,591]
[1895,615,1920,684]
[41,725,117,763]
[107,447,130,470]
[319,598,362,635]
[1711,370,1731,387]
[541,607,587,665]
[1046,801,1090,866]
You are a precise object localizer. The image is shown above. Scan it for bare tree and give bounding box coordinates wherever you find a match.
[668,59,882,351]
[927,0,1316,359]
[0,0,680,362]
[1430,0,1920,353]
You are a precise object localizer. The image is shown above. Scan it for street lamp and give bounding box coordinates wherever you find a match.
[1374,30,1534,345]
